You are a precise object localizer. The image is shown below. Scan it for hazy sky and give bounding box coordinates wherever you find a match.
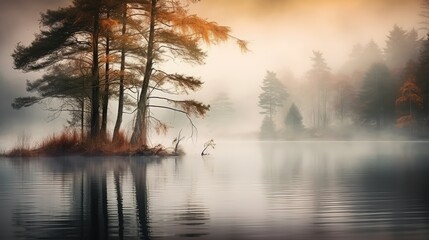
[191,0,421,75]
[188,0,422,132]
[0,0,424,147]
[0,0,70,148]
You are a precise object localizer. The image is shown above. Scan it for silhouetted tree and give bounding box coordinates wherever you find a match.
[12,0,108,141]
[385,25,421,72]
[12,61,91,137]
[100,5,114,139]
[415,34,429,126]
[112,1,130,142]
[12,6,89,72]
[357,63,396,129]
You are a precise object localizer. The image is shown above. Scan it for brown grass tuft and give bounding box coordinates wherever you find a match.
[6,129,177,158]
[38,130,82,155]
[7,148,36,157]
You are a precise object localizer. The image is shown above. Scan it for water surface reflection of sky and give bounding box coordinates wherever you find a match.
[0,141,428,239]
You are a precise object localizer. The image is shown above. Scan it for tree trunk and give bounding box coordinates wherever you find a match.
[101,10,111,140]
[81,96,85,140]
[113,3,127,142]
[81,72,85,140]
[90,2,101,141]
[130,0,157,146]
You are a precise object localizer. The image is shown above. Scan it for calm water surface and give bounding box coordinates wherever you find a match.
[0,141,428,240]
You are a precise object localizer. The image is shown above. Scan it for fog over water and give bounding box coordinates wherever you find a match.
[0,0,425,148]
[1,141,428,239]
[0,2,429,239]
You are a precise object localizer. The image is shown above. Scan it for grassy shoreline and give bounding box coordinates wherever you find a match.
[3,130,180,158]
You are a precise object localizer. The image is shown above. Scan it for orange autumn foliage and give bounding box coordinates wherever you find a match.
[396,77,423,128]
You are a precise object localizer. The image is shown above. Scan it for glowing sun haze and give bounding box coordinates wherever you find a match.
[187,0,421,106]
[180,0,422,133]
[190,0,421,75]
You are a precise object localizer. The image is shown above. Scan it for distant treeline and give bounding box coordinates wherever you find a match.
[258,25,429,139]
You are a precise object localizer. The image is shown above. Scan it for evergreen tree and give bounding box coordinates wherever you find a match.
[357,63,396,129]
[12,0,106,141]
[258,71,288,139]
[12,5,89,72]
[12,0,141,141]
[284,103,304,132]
[11,10,96,139]
[415,34,429,126]
[12,62,91,137]
[406,29,421,61]
[258,71,288,121]
[385,25,421,72]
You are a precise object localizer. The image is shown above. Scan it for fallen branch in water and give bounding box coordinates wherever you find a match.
[201,139,216,156]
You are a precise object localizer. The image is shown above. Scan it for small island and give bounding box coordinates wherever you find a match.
[5,0,247,157]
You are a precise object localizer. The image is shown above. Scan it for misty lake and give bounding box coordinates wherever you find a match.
[0,141,428,240]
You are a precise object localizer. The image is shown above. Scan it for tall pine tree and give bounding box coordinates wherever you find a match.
[258,71,288,139]
[385,25,421,72]
[358,63,396,129]
[415,34,429,126]
[258,71,288,121]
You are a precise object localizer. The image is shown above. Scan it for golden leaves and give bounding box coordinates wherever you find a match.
[236,39,249,53]
[157,29,206,63]
[101,54,119,63]
[396,77,423,107]
[396,77,423,129]
[157,4,233,45]
[395,96,408,105]
[100,17,119,32]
